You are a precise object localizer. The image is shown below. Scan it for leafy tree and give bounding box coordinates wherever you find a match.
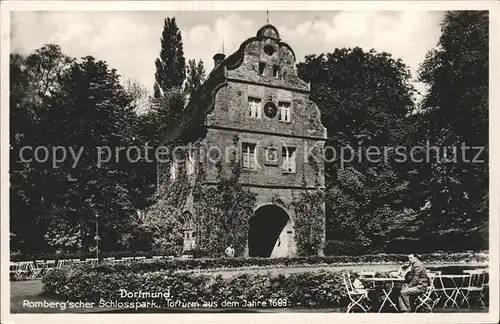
[184,59,206,97]
[154,17,186,97]
[411,11,488,249]
[10,46,149,255]
[297,48,417,252]
[10,46,74,254]
[152,87,186,145]
[133,200,184,255]
[123,77,151,115]
[41,55,139,252]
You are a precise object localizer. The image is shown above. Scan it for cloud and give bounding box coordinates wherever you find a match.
[10,11,444,99]
[183,13,258,74]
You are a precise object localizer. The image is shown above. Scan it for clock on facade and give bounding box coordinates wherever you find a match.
[264,101,277,118]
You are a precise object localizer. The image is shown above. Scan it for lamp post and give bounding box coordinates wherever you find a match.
[95,212,100,263]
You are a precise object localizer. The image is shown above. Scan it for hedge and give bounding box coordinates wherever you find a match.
[43,268,358,308]
[42,265,489,310]
[57,252,488,274]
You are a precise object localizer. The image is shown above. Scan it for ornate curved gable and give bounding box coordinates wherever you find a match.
[223,24,309,91]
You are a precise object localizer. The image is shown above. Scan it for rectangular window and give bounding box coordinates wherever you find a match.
[186,151,195,176]
[248,97,262,118]
[242,143,257,170]
[282,146,296,173]
[170,160,178,181]
[259,62,266,76]
[273,65,280,78]
[278,102,291,122]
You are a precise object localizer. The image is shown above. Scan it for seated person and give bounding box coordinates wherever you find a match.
[389,262,411,278]
[397,254,429,312]
[352,273,366,292]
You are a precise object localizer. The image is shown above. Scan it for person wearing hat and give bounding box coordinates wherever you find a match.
[398,254,429,312]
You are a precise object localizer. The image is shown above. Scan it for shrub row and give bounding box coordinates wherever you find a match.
[43,268,358,308]
[63,252,488,274]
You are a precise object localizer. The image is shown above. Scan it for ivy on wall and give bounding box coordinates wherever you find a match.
[290,156,326,256]
[193,136,257,257]
[291,189,326,256]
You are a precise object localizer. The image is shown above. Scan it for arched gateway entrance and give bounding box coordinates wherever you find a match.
[248,205,293,257]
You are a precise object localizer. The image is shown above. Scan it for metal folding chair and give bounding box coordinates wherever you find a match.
[431,274,461,308]
[359,271,376,278]
[57,259,72,269]
[459,269,487,308]
[342,271,372,313]
[15,261,34,280]
[122,257,135,262]
[479,269,489,305]
[31,260,45,279]
[415,273,437,312]
[10,262,20,280]
[45,260,56,273]
[85,258,98,265]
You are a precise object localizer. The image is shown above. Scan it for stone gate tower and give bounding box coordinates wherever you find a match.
[161,24,327,257]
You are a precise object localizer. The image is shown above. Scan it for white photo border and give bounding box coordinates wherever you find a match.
[1,1,499,323]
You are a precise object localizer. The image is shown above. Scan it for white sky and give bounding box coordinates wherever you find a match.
[10,11,445,99]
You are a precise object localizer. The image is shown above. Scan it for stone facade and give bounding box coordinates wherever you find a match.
[162,24,327,257]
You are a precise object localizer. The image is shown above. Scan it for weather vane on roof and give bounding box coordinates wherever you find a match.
[266,10,269,24]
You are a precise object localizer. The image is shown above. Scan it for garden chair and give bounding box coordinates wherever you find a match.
[15,261,34,280]
[57,259,71,269]
[45,260,56,273]
[10,262,19,280]
[459,269,487,308]
[122,257,135,262]
[111,258,126,263]
[359,271,376,278]
[342,271,372,313]
[31,260,45,279]
[86,258,98,265]
[415,273,437,312]
[429,273,459,308]
[478,269,489,305]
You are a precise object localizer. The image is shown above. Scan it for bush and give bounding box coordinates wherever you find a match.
[43,268,355,308]
[324,240,367,256]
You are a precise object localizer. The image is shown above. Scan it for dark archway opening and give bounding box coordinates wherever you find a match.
[248,205,289,257]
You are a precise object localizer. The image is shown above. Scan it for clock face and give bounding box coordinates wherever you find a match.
[264,102,277,118]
